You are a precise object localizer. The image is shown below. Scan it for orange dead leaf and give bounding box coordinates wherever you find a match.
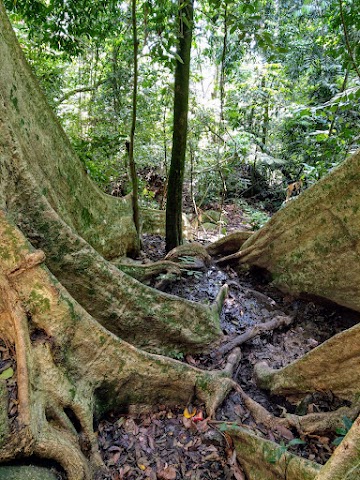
[158,465,177,480]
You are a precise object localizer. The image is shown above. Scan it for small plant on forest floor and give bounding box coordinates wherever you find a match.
[266,438,307,464]
[245,208,270,230]
[233,199,270,230]
[332,416,353,446]
[178,256,204,280]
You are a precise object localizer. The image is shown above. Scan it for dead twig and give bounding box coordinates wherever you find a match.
[216,315,294,357]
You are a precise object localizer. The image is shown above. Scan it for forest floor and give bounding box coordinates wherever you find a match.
[1,203,359,480]
[94,204,359,480]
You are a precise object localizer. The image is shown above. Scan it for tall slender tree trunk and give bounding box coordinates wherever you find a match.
[165,0,194,252]
[219,3,228,124]
[129,0,140,238]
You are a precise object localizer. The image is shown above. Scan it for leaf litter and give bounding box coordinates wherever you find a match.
[127,231,360,472]
[3,220,357,478]
[97,406,243,480]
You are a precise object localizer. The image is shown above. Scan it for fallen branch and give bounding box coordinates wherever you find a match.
[222,348,242,376]
[216,315,294,356]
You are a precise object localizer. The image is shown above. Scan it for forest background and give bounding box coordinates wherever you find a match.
[4,0,360,226]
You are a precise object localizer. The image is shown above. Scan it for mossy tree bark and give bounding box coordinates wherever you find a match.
[0,212,233,479]
[219,148,360,312]
[212,149,360,479]
[0,0,222,356]
[2,1,360,478]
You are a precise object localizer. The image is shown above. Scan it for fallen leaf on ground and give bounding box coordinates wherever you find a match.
[158,465,177,480]
[184,406,196,418]
[227,449,245,480]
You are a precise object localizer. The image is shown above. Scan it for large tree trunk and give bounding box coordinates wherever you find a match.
[219,148,360,312]
[2,1,360,479]
[212,150,360,479]
[0,211,232,479]
[0,1,222,356]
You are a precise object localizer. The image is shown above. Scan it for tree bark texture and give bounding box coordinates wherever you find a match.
[2,1,360,479]
[0,211,233,479]
[0,0,222,355]
[165,0,194,251]
[223,148,360,313]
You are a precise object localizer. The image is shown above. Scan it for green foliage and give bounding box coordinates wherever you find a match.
[0,368,14,380]
[332,416,354,446]
[235,199,270,230]
[6,0,360,215]
[266,438,306,464]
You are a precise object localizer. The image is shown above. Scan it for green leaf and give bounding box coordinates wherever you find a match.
[288,438,306,447]
[0,367,14,380]
[175,53,184,64]
[332,436,343,447]
[343,416,353,432]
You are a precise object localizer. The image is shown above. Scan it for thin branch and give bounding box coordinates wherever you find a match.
[216,315,294,357]
[56,79,106,105]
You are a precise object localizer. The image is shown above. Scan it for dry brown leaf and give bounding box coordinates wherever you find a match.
[108,451,121,465]
[195,418,209,433]
[204,451,222,462]
[227,449,245,480]
[124,418,139,435]
[275,424,294,440]
[118,464,131,479]
[182,416,197,432]
[158,465,177,480]
[145,466,157,479]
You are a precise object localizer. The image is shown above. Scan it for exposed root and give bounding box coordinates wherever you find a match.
[117,259,182,283]
[285,402,360,435]
[212,283,229,316]
[233,384,293,439]
[216,315,294,356]
[165,242,212,269]
[227,424,321,480]
[206,231,253,257]
[0,213,234,478]
[222,348,242,377]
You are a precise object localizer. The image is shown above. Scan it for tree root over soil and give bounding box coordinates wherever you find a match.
[1,218,360,479]
[216,314,294,357]
[0,213,234,480]
[0,0,223,357]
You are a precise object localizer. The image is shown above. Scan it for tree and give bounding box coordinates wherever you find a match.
[0,2,232,477]
[128,0,140,237]
[165,0,194,251]
[1,1,360,479]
